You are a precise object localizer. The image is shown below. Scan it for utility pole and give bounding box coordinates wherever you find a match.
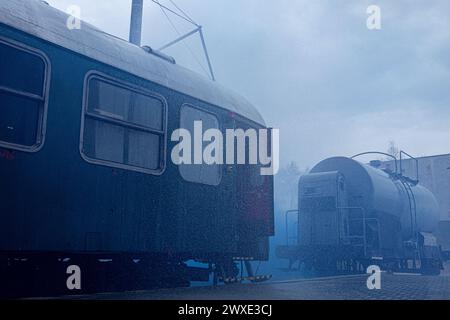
[129,0,144,46]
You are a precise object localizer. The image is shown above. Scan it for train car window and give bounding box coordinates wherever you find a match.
[0,39,49,151]
[132,94,164,131]
[87,79,131,120]
[179,105,222,186]
[81,74,166,175]
[87,79,164,131]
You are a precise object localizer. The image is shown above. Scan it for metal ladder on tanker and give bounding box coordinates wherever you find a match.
[400,179,421,265]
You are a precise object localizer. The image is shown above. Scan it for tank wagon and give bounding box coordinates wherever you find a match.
[0,0,274,296]
[277,152,442,275]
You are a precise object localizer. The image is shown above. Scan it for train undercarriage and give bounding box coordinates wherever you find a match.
[0,252,270,298]
[277,237,443,277]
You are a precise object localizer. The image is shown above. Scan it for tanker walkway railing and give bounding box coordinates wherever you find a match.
[282,207,381,259]
[339,207,367,258]
[339,207,381,259]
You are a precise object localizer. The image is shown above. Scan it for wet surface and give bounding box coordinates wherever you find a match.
[66,265,450,300]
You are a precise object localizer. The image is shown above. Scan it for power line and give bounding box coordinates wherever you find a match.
[150,0,198,27]
[154,1,210,77]
[168,0,196,25]
[145,0,215,80]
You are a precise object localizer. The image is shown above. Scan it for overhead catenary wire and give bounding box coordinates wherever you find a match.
[144,0,215,81]
[152,0,211,79]
[150,0,198,27]
[168,0,197,26]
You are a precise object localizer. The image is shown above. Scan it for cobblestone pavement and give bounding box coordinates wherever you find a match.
[78,272,450,300]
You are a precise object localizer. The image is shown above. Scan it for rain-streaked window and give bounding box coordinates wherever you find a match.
[0,39,48,151]
[82,76,166,174]
[179,105,222,186]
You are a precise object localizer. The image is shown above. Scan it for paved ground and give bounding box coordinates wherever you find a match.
[71,269,450,300]
[60,262,450,300]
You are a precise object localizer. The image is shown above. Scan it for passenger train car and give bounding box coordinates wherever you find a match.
[0,0,274,296]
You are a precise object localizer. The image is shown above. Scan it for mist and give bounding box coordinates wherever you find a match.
[47,0,450,170]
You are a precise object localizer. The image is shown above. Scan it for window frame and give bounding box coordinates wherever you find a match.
[80,71,168,176]
[0,37,51,152]
[179,103,223,186]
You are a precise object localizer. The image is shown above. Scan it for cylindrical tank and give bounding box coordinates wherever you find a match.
[310,157,440,240]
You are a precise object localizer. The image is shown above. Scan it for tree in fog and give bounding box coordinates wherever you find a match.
[269,162,305,272]
[387,141,400,159]
[275,162,304,213]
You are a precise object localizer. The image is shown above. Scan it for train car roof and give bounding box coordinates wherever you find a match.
[0,0,265,125]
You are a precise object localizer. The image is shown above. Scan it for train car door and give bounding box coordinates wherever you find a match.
[233,119,274,260]
[178,105,237,256]
[298,172,343,247]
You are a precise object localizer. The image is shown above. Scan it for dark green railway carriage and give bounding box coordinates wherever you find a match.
[0,0,274,292]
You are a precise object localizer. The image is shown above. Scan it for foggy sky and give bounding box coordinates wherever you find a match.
[48,0,450,169]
